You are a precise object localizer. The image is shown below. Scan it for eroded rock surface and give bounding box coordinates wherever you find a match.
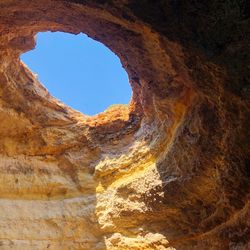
[0,0,249,249]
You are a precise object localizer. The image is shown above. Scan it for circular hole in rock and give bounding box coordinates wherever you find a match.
[21,31,132,116]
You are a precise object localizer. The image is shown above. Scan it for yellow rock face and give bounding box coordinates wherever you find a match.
[0,1,249,249]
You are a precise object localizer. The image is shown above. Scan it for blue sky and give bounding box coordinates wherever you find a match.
[21,32,131,115]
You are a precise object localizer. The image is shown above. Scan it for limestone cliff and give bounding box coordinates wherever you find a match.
[0,0,249,249]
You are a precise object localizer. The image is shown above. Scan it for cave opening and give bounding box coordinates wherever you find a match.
[20,31,132,116]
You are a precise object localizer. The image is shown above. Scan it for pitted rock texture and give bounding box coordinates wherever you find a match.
[0,1,249,249]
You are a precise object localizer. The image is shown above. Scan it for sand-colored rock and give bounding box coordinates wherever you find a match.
[0,0,249,249]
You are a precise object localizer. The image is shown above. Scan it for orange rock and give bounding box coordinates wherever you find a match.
[0,1,249,249]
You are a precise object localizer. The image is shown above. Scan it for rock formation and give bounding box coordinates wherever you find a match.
[0,0,249,249]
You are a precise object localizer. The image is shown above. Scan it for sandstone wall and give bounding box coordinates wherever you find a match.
[0,1,249,249]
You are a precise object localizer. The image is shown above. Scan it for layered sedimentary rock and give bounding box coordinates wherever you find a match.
[0,0,249,249]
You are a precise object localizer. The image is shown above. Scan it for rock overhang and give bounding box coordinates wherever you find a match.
[0,1,249,249]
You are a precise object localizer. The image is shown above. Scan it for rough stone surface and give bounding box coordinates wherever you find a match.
[0,0,249,249]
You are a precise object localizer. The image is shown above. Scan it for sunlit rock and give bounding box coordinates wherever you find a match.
[0,1,249,249]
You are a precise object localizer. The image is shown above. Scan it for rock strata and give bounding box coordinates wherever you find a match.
[0,0,249,249]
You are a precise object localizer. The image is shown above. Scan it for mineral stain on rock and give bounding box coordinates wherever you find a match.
[0,0,249,249]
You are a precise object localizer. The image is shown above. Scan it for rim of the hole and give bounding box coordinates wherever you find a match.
[19,31,137,120]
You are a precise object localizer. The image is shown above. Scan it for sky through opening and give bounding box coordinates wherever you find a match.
[21,32,131,115]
